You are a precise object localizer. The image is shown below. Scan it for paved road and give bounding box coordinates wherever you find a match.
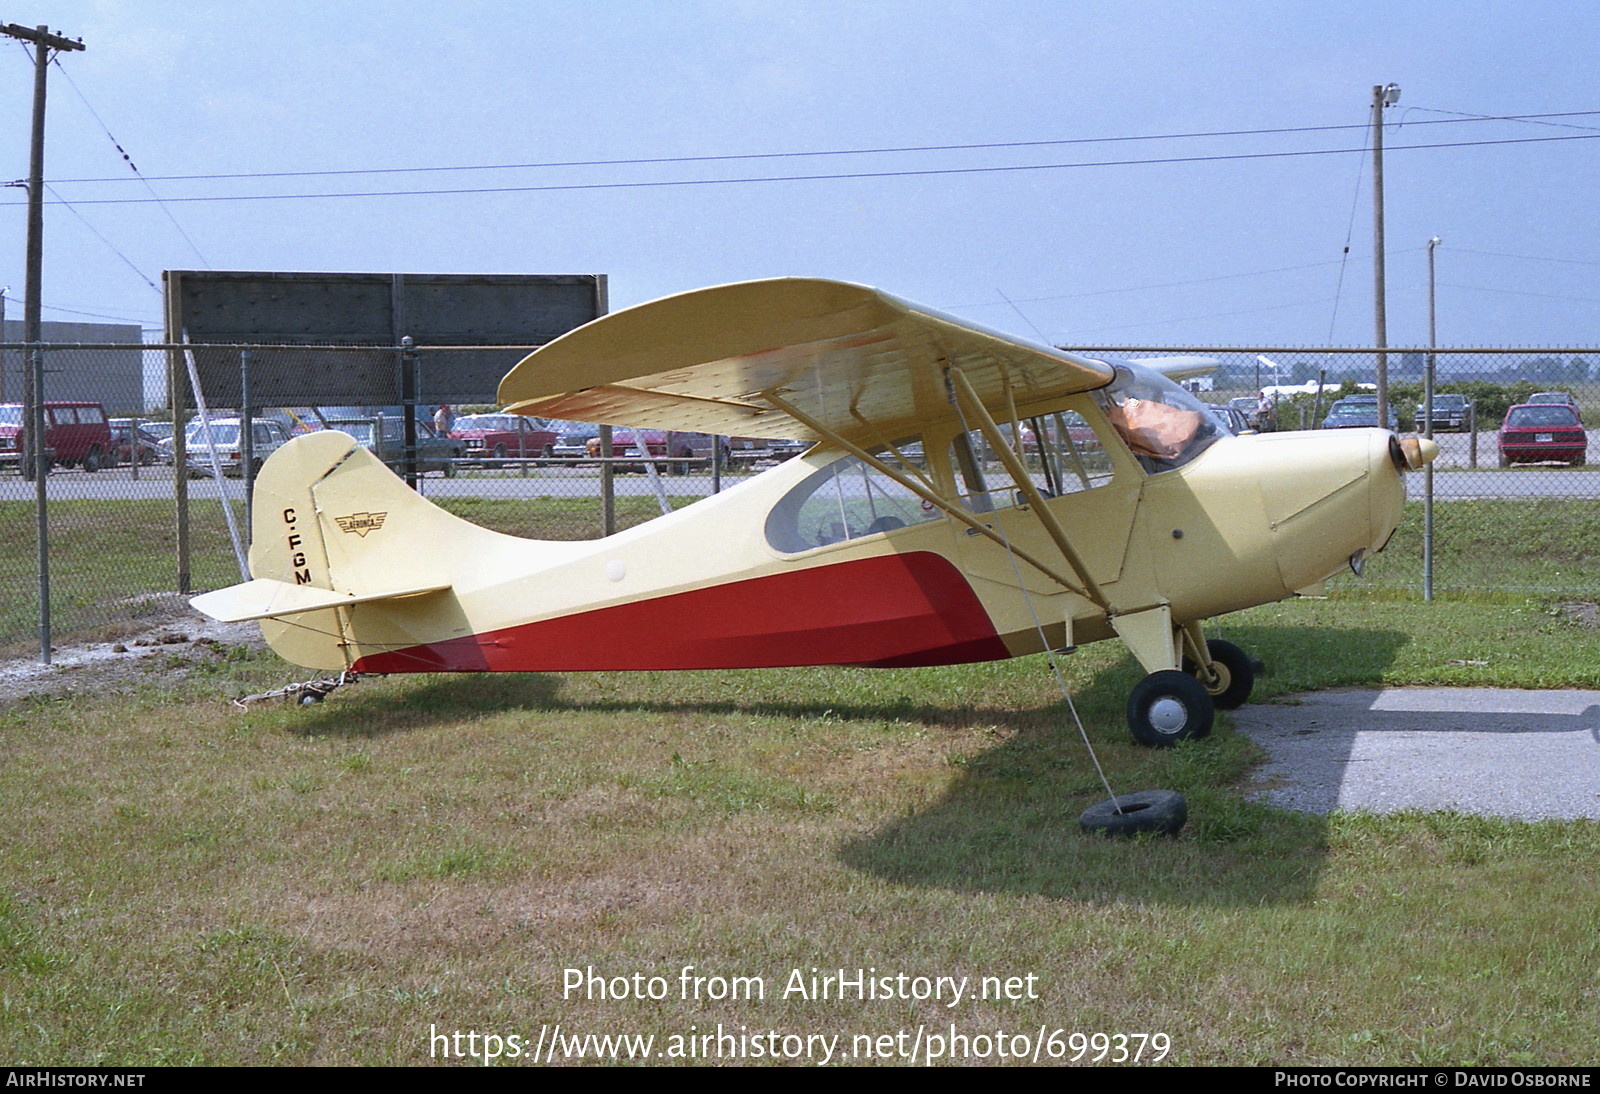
[1233,688,1600,821]
[3,429,1597,503]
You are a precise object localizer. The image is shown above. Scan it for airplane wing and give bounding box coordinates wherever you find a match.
[498,278,1115,446]
[1130,355,1220,383]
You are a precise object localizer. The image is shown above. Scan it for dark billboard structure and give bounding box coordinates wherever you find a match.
[162,270,608,406]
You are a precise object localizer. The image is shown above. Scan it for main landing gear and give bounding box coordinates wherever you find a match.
[1125,636,1259,748]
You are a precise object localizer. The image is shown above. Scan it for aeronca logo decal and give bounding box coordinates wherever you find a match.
[334,512,388,537]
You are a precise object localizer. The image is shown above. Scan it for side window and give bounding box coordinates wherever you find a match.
[765,443,940,553]
[81,406,105,424]
[950,407,1113,514]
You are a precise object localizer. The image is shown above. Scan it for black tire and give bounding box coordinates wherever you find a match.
[1079,789,1188,838]
[1181,638,1255,710]
[492,443,507,460]
[1126,669,1214,748]
[443,459,458,479]
[1498,452,1510,468]
[82,448,102,473]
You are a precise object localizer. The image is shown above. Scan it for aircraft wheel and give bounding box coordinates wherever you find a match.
[1079,789,1187,838]
[1181,638,1255,710]
[1126,670,1213,748]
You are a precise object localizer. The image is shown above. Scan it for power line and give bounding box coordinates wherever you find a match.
[43,109,1600,186]
[43,183,159,291]
[11,132,1599,208]
[1450,247,1600,268]
[49,54,210,267]
[947,252,1419,311]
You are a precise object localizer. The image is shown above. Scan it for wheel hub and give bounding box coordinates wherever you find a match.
[1148,697,1189,734]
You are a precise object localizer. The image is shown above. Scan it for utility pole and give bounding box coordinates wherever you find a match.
[3,22,86,664]
[1371,82,1400,428]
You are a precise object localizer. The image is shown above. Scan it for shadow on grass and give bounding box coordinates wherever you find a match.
[286,623,1411,910]
[839,625,1410,908]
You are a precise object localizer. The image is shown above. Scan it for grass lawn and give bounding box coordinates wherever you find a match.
[1,589,1598,1065]
[2,489,1599,1064]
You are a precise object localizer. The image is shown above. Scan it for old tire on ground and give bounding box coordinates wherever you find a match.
[1079,789,1188,838]
[1127,669,1214,748]
[1181,638,1256,710]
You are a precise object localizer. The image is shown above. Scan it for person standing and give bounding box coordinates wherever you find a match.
[433,404,453,434]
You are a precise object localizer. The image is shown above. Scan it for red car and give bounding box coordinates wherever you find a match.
[450,413,559,463]
[0,401,112,475]
[1498,403,1587,467]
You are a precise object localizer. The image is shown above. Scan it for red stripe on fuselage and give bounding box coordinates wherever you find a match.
[350,550,1009,673]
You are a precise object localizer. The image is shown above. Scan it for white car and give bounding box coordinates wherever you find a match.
[182,418,292,477]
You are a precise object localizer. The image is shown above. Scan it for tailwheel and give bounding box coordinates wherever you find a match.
[1126,669,1214,748]
[1181,638,1256,710]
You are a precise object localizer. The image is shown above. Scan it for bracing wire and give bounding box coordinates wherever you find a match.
[945,383,1123,810]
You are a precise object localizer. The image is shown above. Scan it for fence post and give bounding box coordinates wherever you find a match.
[1468,405,1477,468]
[400,337,419,490]
[241,348,254,537]
[599,424,615,535]
[30,344,50,664]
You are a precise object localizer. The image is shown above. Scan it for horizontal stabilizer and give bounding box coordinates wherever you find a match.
[190,577,451,623]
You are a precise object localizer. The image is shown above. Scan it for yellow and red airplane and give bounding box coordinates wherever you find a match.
[191,278,1437,746]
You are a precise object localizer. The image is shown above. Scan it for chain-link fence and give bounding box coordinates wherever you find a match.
[2,341,1596,656]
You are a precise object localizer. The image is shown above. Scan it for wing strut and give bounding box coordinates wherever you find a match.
[761,390,1093,600]
[946,366,1112,612]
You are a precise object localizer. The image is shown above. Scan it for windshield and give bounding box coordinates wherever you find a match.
[1507,406,1578,428]
[187,423,240,446]
[0,406,21,427]
[1094,363,1221,473]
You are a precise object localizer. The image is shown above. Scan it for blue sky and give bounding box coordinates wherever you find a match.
[2,1,1597,349]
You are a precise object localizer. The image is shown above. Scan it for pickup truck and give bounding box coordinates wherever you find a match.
[323,416,462,476]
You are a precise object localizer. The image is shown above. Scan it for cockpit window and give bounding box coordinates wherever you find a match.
[951,408,1113,513]
[765,441,940,553]
[1094,364,1222,473]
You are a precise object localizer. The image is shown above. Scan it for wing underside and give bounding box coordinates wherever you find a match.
[498,278,1116,446]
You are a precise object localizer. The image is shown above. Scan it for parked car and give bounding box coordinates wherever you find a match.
[1320,398,1399,431]
[664,432,773,464]
[108,419,163,466]
[1526,391,1582,422]
[1227,396,1260,429]
[450,413,558,463]
[1413,393,1472,433]
[1207,404,1251,435]
[548,421,601,460]
[184,417,292,477]
[1497,403,1587,467]
[323,416,462,476]
[587,428,669,472]
[0,401,112,475]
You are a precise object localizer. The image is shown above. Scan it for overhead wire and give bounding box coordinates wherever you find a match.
[49,53,211,267]
[43,109,1600,186]
[9,132,1599,208]
[43,183,159,292]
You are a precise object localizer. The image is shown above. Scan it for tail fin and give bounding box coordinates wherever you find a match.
[191,431,466,670]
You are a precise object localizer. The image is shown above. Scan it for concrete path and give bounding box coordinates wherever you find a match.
[1231,688,1600,821]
